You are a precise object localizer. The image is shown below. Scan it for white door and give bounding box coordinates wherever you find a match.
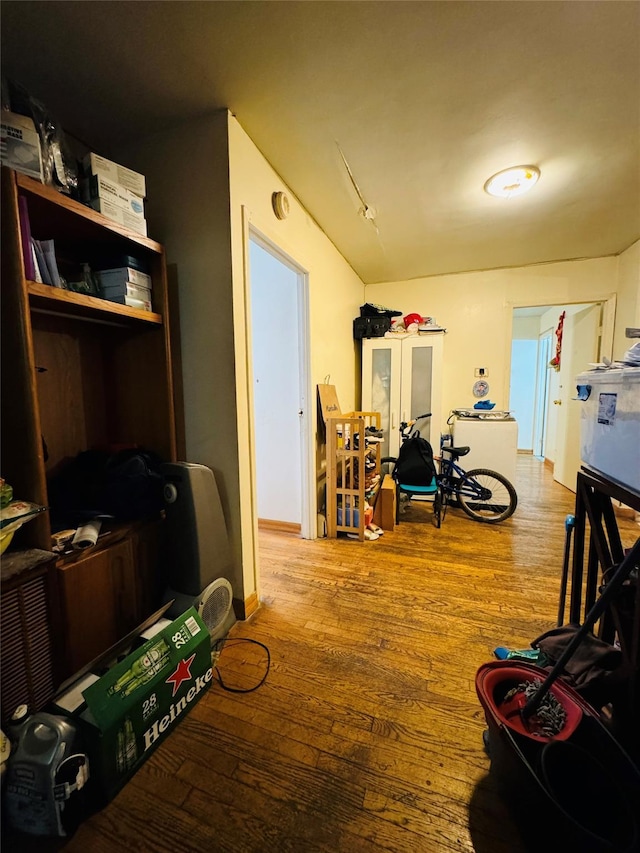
[546,365,560,463]
[362,335,445,457]
[361,337,402,457]
[249,237,307,529]
[399,334,444,450]
[553,305,601,491]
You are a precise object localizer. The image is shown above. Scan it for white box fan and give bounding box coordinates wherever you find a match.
[160,462,236,643]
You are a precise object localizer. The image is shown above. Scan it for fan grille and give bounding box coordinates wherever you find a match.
[200,580,232,634]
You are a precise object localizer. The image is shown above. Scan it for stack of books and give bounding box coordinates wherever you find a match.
[96,264,153,312]
[81,153,147,237]
[18,196,63,287]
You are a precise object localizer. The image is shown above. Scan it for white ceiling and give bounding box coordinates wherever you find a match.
[2,1,639,284]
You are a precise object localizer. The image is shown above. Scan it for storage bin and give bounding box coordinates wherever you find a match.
[576,368,640,494]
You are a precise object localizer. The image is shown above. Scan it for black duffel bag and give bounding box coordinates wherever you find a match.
[353,315,391,340]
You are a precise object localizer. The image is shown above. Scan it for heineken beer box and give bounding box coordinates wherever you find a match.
[54,608,212,802]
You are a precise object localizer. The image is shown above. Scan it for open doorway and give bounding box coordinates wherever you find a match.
[247,230,314,538]
[509,300,612,492]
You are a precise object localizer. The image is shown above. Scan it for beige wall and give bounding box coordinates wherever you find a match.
[118,111,365,604]
[512,316,541,340]
[116,113,245,592]
[614,240,640,360]
[227,114,365,595]
[365,257,619,436]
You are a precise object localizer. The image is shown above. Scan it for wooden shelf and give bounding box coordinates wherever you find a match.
[2,164,178,694]
[28,281,163,326]
[326,411,381,540]
[16,172,163,253]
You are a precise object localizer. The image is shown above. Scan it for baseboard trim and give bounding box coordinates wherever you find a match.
[258,519,301,534]
[543,457,554,471]
[233,591,260,621]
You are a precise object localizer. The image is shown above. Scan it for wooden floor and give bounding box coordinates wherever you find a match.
[8,457,640,853]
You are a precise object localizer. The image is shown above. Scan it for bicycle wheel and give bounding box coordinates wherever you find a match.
[380,457,397,479]
[433,488,441,528]
[456,469,517,523]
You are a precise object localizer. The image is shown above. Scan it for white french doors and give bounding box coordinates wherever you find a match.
[362,334,445,457]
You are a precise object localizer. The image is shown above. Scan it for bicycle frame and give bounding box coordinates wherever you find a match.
[439,452,492,501]
[389,413,517,524]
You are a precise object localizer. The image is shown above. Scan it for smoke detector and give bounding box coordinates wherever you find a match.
[272,191,290,220]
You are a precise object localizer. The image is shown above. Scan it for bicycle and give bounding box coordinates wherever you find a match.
[381,413,518,526]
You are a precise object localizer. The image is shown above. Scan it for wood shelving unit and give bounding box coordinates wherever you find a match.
[1,166,178,685]
[326,411,381,541]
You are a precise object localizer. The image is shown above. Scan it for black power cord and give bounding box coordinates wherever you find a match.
[211,637,271,693]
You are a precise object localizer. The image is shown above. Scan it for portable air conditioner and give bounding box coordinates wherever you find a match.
[160,462,236,642]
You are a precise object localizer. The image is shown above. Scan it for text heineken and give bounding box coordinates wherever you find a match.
[143,667,213,751]
[108,637,171,698]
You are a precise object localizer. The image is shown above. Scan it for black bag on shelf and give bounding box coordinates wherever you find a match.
[353,315,391,340]
[359,303,402,318]
[48,447,165,525]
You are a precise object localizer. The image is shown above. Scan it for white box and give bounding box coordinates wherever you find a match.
[576,368,640,494]
[103,291,152,312]
[81,174,145,217]
[90,198,148,237]
[101,281,152,305]
[98,267,152,289]
[0,110,43,181]
[84,152,146,197]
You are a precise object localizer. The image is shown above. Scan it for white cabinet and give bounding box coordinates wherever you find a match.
[362,333,445,458]
[452,417,519,484]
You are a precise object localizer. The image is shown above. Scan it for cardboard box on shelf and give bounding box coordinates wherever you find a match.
[1,110,43,181]
[102,291,153,312]
[90,197,148,237]
[84,152,146,198]
[97,266,152,289]
[81,173,145,217]
[51,607,212,803]
[101,281,152,305]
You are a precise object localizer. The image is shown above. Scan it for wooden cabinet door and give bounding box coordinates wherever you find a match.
[131,519,166,623]
[56,539,135,677]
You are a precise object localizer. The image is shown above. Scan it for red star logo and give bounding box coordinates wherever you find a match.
[165,653,196,697]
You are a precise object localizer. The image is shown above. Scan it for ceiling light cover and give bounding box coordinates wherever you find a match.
[484,166,540,199]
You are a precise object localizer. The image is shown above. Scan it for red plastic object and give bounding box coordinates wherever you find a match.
[403,312,423,327]
[476,661,583,742]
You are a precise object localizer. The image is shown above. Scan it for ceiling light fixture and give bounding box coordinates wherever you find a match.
[484,165,540,198]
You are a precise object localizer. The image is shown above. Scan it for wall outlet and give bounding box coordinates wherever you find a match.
[475,368,488,377]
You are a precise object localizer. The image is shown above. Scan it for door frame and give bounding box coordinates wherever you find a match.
[504,294,616,403]
[243,218,315,540]
[505,295,616,487]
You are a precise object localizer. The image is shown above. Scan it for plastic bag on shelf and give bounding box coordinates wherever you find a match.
[4,78,78,195]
